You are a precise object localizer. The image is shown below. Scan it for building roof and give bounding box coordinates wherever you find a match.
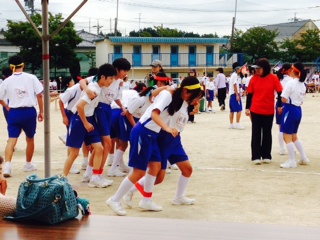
[260,19,317,40]
[97,37,229,44]
[76,29,102,48]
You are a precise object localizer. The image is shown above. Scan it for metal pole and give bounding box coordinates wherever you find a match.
[42,0,51,177]
[115,0,119,36]
[230,0,238,51]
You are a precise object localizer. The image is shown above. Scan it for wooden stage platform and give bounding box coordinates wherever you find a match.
[1,215,320,240]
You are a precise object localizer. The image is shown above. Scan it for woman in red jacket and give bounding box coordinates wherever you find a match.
[245,58,283,165]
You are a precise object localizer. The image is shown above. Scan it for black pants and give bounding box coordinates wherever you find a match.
[250,112,274,160]
[188,105,195,122]
[217,87,227,107]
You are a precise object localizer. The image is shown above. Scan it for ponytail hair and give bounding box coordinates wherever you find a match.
[167,76,204,116]
[276,63,291,81]
[292,62,307,83]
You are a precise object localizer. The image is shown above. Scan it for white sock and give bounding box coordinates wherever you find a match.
[129,176,145,193]
[286,142,295,162]
[82,157,88,164]
[278,132,285,151]
[110,150,124,171]
[118,151,126,168]
[176,175,190,198]
[108,154,114,161]
[112,177,134,202]
[142,174,156,201]
[90,174,100,182]
[294,140,307,160]
[84,165,93,176]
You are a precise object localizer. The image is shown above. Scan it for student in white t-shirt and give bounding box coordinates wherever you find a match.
[280,62,309,169]
[0,56,44,178]
[107,76,204,216]
[63,64,117,188]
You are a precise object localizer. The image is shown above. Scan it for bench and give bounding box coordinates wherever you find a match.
[1,215,320,240]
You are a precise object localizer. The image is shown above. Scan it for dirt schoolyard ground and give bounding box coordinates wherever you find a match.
[1,93,320,227]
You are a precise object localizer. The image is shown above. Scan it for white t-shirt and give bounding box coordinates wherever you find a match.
[122,81,130,91]
[281,79,306,107]
[59,83,82,110]
[127,95,152,119]
[100,78,121,104]
[228,72,239,95]
[244,76,252,88]
[165,100,188,132]
[206,81,215,91]
[139,90,172,133]
[281,75,293,89]
[0,72,43,108]
[72,82,101,116]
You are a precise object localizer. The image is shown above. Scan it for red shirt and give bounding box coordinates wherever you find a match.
[247,74,282,115]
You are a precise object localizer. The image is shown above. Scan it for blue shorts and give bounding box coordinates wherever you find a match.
[128,122,161,171]
[275,101,281,125]
[65,109,74,130]
[110,108,122,139]
[280,104,302,134]
[118,114,135,142]
[95,102,112,137]
[157,130,188,169]
[206,90,214,101]
[229,94,242,113]
[67,114,101,148]
[7,107,37,138]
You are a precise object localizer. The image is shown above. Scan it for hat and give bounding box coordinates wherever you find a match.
[251,65,262,69]
[150,60,162,67]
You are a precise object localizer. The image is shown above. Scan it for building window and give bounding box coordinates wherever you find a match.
[152,45,160,54]
[114,45,122,54]
[206,46,213,54]
[189,46,196,54]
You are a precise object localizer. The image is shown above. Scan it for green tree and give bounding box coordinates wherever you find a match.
[278,38,300,63]
[5,13,82,75]
[297,29,320,62]
[232,27,279,63]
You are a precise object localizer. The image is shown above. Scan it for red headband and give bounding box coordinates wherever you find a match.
[154,76,172,82]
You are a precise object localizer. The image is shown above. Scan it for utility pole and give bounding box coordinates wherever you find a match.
[135,13,142,37]
[114,0,119,36]
[93,20,103,35]
[230,0,238,51]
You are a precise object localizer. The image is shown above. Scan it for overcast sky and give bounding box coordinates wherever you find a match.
[0,0,319,37]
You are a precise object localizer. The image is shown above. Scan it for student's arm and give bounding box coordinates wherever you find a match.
[79,79,97,99]
[0,100,9,112]
[151,109,178,137]
[36,93,44,122]
[234,83,240,102]
[58,100,69,126]
[125,111,136,127]
[115,99,127,115]
[77,100,94,132]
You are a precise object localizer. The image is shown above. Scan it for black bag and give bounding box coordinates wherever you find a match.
[5,174,79,224]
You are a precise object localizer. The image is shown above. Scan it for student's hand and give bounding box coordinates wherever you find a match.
[245,109,250,116]
[63,116,70,126]
[38,112,44,122]
[121,107,128,116]
[165,127,179,137]
[0,179,7,195]
[87,90,97,99]
[277,107,283,115]
[236,94,240,102]
[84,122,94,132]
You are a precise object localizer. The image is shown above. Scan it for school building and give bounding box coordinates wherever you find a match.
[95,36,244,80]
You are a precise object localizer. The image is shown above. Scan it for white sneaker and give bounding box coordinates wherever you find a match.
[139,200,162,211]
[23,163,37,172]
[58,134,67,145]
[234,123,245,130]
[118,165,130,173]
[169,163,179,170]
[88,178,108,188]
[106,197,126,216]
[172,196,195,205]
[229,124,234,129]
[279,149,286,155]
[298,158,310,165]
[106,155,114,166]
[3,162,11,177]
[99,175,113,187]
[262,159,271,164]
[280,160,297,168]
[166,168,172,174]
[107,168,126,177]
[81,159,88,170]
[252,159,261,165]
[123,192,134,208]
[69,164,80,174]
[82,174,91,183]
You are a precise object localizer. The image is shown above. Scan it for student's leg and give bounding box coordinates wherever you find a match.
[5,138,18,163]
[63,147,80,176]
